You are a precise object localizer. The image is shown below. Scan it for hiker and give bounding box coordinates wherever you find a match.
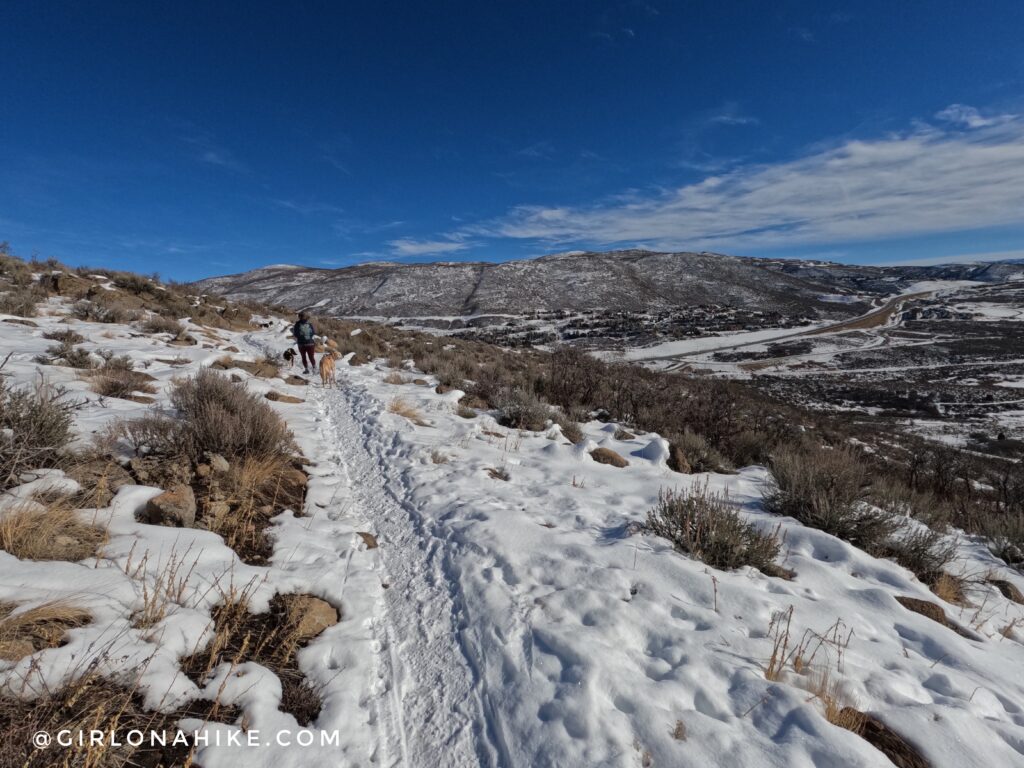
[292,311,317,373]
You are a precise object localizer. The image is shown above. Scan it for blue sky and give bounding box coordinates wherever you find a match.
[2,1,1023,281]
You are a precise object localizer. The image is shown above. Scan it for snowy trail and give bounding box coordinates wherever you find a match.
[313,377,491,768]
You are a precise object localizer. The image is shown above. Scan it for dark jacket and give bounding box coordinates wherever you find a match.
[293,320,316,345]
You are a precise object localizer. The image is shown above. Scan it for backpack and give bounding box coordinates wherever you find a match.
[294,321,315,344]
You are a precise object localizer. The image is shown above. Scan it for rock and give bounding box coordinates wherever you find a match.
[895,596,973,638]
[66,458,133,507]
[143,485,197,527]
[590,447,629,467]
[413,378,428,386]
[265,391,304,404]
[667,443,691,474]
[204,453,230,474]
[357,531,378,549]
[285,375,309,386]
[224,345,240,353]
[129,456,192,487]
[989,578,1024,604]
[2,318,38,327]
[201,499,231,528]
[284,595,339,640]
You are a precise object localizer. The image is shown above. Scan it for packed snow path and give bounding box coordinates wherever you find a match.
[314,382,491,767]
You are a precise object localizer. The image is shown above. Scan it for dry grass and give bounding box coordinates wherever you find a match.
[644,485,781,572]
[182,582,333,726]
[384,371,408,385]
[0,600,90,661]
[930,572,968,605]
[197,455,307,564]
[0,502,107,561]
[430,450,450,464]
[0,668,201,767]
[126,547,201,631]
[388,396,428,426]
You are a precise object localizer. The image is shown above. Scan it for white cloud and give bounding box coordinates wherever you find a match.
[886,249,1024,266]
[388,238,471,257]
[934,104,1012,129]
[468,107,1024,252]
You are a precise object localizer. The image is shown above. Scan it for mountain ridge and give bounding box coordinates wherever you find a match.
[192,249,1023,319]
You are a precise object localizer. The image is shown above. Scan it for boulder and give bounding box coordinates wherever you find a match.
[284,595,339,640]
[204,453,230,474]
[143,485,197,527]
[590,447,629,468]
[265,391,304,404]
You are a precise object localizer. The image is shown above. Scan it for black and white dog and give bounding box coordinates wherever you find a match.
[282,347,298,368]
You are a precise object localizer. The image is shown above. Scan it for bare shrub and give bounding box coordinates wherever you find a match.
[0,503,106,561]
[0,289,40,317]
[493,387,549,431]
[112,412,182,456]
[139,314,183,336]
[643,485,780,572]
[0,378,76,490]
[983,514,1024,569]
[170,369,293,460]
[42,328,85,344]
[874,526,959,588]
[70,298,133,324]
[766,445,897,550]
[89,369,158,400]
[37,340,95,369]
[670,429,733,474]
[384,371,408,385]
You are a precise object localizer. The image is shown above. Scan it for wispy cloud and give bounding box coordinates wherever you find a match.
[387,237,472,257]
[517,140,555,159]
[934,103,1014,129]
[182,134,248,173]
[273,199,346,216]
[789,26,816,44]
[465,105,1024,252]
[886,249,1024,266]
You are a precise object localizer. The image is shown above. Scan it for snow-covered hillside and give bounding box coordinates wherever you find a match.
[2,284,1024,767]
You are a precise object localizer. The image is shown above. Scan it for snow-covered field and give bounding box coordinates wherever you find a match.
[2,298,1024,767]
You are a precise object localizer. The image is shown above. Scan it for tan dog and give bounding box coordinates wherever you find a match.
[319,349,340,388]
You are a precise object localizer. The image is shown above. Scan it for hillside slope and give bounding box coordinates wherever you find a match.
[2,258,1024,767]
[194,250,885,319]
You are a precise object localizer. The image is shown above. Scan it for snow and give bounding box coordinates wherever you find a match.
[608,324,826,362]
[1,302,1024,766]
